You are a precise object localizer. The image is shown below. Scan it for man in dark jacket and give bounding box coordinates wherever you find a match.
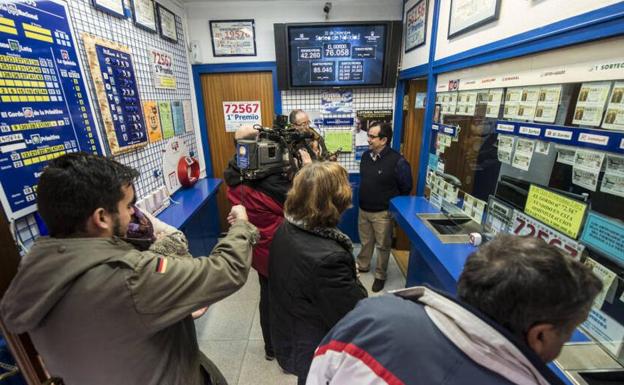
[0,153,259,385]
[357,122,412,292]
[307,235,602,385]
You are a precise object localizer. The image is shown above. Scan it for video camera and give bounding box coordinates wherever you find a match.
[235,115,315,180]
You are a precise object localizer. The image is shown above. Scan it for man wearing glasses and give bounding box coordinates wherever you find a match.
[357,122,412,292]
[289,109,330,160]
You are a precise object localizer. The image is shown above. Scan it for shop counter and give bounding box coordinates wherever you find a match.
[389,195,588,385]
[157,178,222,256]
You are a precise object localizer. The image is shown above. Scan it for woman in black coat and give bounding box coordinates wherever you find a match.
[269,161,368,385]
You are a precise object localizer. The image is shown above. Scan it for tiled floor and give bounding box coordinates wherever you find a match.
[195,245,406,385]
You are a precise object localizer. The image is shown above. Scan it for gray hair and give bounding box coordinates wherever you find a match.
[457,234,602,337]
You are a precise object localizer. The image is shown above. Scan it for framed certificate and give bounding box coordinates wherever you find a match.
[405,0,427,53]
[131,0,156,33]
[92,0,125,18]
[448,0,500,39]
[157,3,178,43]
[210,20,257,57]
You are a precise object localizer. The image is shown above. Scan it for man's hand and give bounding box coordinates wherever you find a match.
[227,204,248,224]
[299,149,312,166]
[234,125,259,140]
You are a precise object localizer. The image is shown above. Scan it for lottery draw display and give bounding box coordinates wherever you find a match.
[83,34,147,155]
[0,0,104,220]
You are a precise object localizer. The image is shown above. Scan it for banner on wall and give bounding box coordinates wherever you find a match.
[436,56,624,92]
[321,90,353,114]
[0,0,104,220]
[150,48,176,89]
[223,101,262,132]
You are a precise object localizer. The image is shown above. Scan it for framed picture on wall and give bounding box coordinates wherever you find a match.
[92,0,125,18]
[157,3,178,43]
[131,0,157,32]
[448,0,500,39]
[210,20,257,57]
[405,0,427,52]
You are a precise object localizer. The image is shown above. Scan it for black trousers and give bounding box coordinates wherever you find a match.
[258,273,274,356]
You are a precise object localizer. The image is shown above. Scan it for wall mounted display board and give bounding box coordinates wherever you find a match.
[92,0,125,18]
[149,48,176,89]
[210,20,256,57]
[495,121,624,155]
[157,4,177,43]
[448,0,500,39]
[404,0,427,53]
[83,34,147,155]
[0,0,104,220]
[131,0,156,32]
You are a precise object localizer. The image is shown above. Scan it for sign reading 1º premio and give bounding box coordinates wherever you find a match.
[223,101,261,132]
[0,0,103,220]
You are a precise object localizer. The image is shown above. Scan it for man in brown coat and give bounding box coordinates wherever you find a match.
[0,153,258,385]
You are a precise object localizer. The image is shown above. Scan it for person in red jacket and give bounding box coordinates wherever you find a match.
[224,126,311,361]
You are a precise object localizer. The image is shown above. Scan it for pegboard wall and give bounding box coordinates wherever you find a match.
[13,0,199,252]
[281,87,395,172]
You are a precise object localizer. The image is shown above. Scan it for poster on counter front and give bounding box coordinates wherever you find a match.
[405,0,427,52]
[0,0,104,220]
[210,20,256,56]
[602,81,624,131]
[150,48,176,89]
[572,81,611,127]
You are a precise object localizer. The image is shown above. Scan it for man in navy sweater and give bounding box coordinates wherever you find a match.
[357,122,412,292]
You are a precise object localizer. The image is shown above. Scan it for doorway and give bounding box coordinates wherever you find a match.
[199,71,275,229]
[393,77,427,274]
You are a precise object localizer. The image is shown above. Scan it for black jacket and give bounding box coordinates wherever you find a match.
[268,221,367,381]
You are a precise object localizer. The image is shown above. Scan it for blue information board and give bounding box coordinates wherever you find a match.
[93,44,146,149]
[0,0,104,220]
[580,212,624,267]
[288,24,387,87]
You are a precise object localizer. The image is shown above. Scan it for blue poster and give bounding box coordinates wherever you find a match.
[580,212,624,266]
[0,0,104,220]
[171,100,185,135]
[321,89,353,114]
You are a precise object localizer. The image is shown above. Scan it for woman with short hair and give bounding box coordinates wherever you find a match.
[268,161,368,385]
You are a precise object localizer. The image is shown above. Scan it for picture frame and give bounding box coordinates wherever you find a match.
[210,20,257,57]
[405,0,427,53]
[448,0,500,39]
[157,3,178,43]
[131,0,157,33]
[92,0,125,18]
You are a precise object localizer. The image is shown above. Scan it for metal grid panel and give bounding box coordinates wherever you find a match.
[13,0,198,253]
[281,88,395,172]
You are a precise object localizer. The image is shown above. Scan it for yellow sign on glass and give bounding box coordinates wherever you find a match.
[524,185,587,239]
[324,130,353,153]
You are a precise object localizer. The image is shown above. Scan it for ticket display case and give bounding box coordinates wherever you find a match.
[425,40,624,374]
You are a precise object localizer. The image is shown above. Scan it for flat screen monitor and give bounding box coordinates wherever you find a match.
[275,21,401,90]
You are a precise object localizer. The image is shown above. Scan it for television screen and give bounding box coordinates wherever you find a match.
[287,24,387,87]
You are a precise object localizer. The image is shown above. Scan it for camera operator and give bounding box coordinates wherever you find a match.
[224,124,311,362]
[289,109,332,161]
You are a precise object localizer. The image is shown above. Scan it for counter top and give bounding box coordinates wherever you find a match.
[157,178,222,229]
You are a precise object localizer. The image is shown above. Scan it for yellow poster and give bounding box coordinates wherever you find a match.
[143,100,162,143]
[524,185,587,239]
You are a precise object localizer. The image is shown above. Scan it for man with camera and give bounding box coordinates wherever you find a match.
[357,122,412,292]
[289,109,332,161]
[224,122,311,363]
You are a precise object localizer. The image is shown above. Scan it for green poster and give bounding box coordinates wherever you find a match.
[324,130,353,153]
[158,101,174,139]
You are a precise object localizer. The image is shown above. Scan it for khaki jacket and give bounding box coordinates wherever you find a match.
[0,220,258,385]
